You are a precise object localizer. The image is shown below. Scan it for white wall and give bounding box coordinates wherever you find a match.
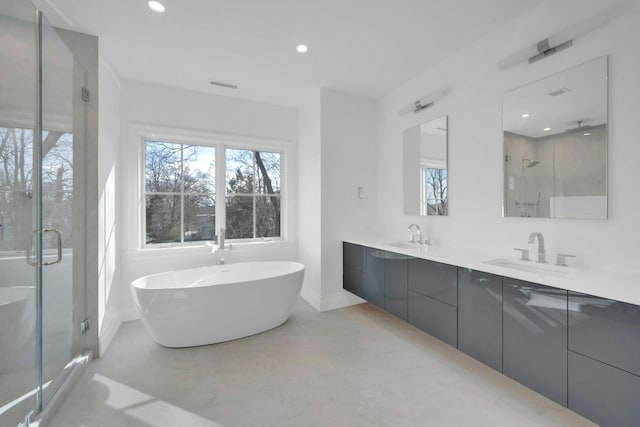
[376,0,640,273]
[297,89,323,307]
[298,88,377,310]
[118,80,298,320]
[320,89,378,301]
[97,58,121,355]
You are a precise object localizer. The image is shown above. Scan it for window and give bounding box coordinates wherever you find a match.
[420,165,448,216]
[143,138,283,247]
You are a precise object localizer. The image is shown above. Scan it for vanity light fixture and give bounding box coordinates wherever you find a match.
[497,11,609,70]
[521,113,531,118]
[147,0,166,13]
[398,88,450,115]
[544,127,551,131]
[584,132,591,136]
[296,44,309,53]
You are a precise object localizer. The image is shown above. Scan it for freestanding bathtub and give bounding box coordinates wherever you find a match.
[130,261,305,348]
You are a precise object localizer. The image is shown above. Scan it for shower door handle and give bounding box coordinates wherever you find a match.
[26,228,63,266]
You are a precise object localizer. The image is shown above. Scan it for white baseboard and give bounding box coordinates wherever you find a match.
[301,288,365,312]
[98,312,122,357]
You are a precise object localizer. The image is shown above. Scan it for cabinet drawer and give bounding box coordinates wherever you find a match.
[503,279,567,406]
[569,350,640,427]
[343,242,365,272]
[365,248,385,309]
[408,258,457,306]
[568,292,640,377]
[408,290,457,347]
[384,253,408,321]
[457,268,503,372]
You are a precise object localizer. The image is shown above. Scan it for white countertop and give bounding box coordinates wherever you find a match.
[344,237,640,307]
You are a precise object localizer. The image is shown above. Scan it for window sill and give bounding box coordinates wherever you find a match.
[128,239,296,258]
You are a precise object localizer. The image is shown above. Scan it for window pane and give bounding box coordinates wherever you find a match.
[184,195,215,242]
[146,194,181,244]
[256,195,280,238]
[183,145,215,194]
[42,132,74,247]
[426,168,448,215]
[225,148,253,194]
[0,128,35,252]
[225,195,253,239]
[145,141,182,193]
[255,151,280,194]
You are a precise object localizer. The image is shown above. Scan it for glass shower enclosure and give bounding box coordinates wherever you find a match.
[1,0,88,425]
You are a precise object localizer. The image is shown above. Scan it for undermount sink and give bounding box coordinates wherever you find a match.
[482,258,576,276]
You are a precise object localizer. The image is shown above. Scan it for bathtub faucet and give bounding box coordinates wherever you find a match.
[213,228,232,265]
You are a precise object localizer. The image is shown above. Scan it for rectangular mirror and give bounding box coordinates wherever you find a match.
[403,115,448,216]
[503,56,607,219]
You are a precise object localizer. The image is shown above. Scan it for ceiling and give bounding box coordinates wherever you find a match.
[503,56,607,139]
[33,0,543,106]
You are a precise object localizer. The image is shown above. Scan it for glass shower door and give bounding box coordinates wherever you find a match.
[38,11,78,409]
[0,2,83,425]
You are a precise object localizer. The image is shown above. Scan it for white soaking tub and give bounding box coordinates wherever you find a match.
[130,261,305,347]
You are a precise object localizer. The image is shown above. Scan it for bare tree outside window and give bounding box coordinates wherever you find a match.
[0,127,71,251]
[426,168,448,215]
[225,148,281,240]
[144,141,215,245]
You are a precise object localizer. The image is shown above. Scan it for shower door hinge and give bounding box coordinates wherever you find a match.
[81,318,90,335]
[81,87,90,102]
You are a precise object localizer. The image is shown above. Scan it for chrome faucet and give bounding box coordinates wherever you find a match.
[213,228,232,265]
[218,227,225,251]
[528,232,546,263]
[408,224,423,245]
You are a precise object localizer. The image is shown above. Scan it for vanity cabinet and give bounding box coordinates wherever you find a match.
[343,243,365,298]
[457,268,503,372]
[407,258,457,347]
[568,292,640,376]
[384,252,409,321]
[342,241,640,426]
[408,258,457,306]
[364,248,386,309]
[567,292,640,426]
[568,351,640,426]
[503,278,568,406]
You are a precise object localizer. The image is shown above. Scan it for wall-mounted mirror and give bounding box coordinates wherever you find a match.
[503,56,607,219]
[403,115,448,216]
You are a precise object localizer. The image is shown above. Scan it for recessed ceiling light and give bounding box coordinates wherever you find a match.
[296,44,309,54]
[148,1,166,13]
[543,127,551,131]
[521,113,531,118]
[584,132,591,136]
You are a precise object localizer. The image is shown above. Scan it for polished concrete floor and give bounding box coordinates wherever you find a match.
[49,299,594,427]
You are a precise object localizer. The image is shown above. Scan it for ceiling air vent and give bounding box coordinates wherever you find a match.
[209,80,238,89]
[547,87,571,97]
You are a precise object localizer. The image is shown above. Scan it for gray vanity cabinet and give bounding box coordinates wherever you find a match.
[408,258,457,306]
[384,253,409,321]
[407,259,458,347]
[503,278,568,406]
[457,268,503,372]
[568,292,640,376]
[365,248,386,309]
[568,351,640,427]
[343,243,365,298]
[567,292,640,426]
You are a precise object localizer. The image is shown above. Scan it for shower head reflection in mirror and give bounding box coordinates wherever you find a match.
[503,56,607,220]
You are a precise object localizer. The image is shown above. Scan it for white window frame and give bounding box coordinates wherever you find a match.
[133,125,291,250]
